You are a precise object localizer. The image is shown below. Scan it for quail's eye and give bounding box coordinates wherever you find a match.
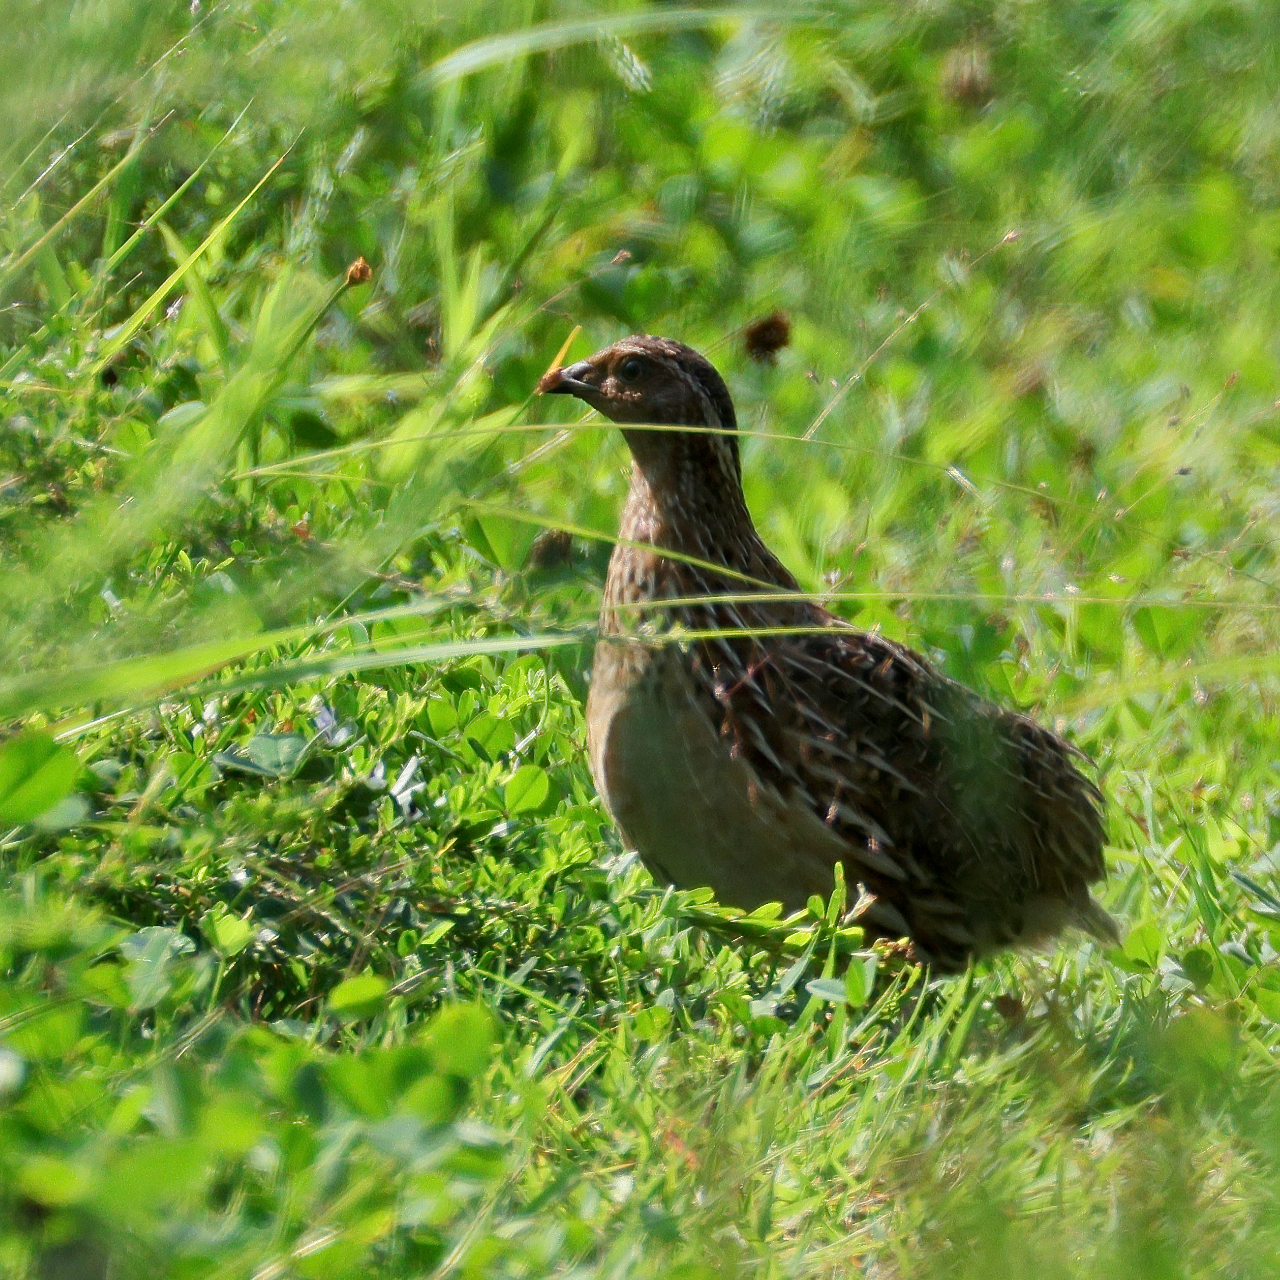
[617,355,646,382]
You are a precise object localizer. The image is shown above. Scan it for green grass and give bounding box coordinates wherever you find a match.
[4,1,1280,1275]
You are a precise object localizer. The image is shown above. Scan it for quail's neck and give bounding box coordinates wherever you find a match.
[610,451,804,621]
[617,455,760,569]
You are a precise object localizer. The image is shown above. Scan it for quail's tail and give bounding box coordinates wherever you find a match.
[1074,896,1121,949]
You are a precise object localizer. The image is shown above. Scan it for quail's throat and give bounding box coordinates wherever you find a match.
[617,447,760,572]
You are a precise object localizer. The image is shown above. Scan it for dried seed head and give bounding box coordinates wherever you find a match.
[526,528,574,571]
[345,257,373,286]
[743,311,791,364]
[941,43,994,108]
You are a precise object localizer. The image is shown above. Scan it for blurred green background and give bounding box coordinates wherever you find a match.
[3,2,1280,1276]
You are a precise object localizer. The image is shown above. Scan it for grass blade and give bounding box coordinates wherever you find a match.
[86,136,300,379]
[422,6,818,85]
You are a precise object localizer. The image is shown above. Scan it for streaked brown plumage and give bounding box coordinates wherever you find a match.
[540,335,1117,971]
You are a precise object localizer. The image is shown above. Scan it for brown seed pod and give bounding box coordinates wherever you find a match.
[345,257,373,286]
[941,43,993,108]
[743,311,791,364]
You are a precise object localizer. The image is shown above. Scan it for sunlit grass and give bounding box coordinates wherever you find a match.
[2,1,1280,1276]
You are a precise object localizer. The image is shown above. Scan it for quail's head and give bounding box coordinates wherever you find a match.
[538,335,740,487]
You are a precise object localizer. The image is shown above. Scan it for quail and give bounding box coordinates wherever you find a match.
[540,335,1117,971]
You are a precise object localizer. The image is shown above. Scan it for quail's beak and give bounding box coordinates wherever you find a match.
[537,358,598,399]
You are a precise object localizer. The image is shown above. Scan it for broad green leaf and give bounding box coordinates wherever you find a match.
[213,733,309,779]
[246,733,309,776]
[1180,945,1215,988]
[197,1097,266,1157]
[1133,604,1199,659]
[78,962,130,1009]
[400,1074,462,1127]
[464,712,516,763]
[4,1003,84,1060]
[1254,987,1280,1022]
[94,1139,205,1217]
[1075,602,1123,663]
[1121,920,1164,970]
[16,1156,89,1208]
[0,731,80,823]
[1157,1009,1239,1101]
[422,1003,495,1078]
[427,697,459,736]
[844,954,878,1008]
[325,1054,391,1118]
[504,764,550,813]
[633,1005,673,1039]
[202,904,255,957]
[328,973,390,1020]
[30,792,90,831]
[804,976,848,1004]
[120,926,196,1010]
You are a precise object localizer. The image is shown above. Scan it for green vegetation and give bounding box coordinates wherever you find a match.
[4,2,1280,1275]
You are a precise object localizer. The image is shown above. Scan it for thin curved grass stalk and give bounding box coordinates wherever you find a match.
[7,629,588,721]
[422,7,821,87]
[232,414,1221,550]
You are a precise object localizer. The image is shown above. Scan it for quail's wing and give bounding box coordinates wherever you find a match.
[698,616,1106,901]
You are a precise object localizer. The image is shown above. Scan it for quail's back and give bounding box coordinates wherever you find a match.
[540,335,1116,971]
